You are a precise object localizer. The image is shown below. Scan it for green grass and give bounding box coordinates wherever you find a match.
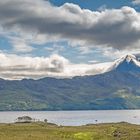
[0,122,140,140]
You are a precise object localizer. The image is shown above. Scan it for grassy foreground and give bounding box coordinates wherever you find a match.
[0,122,140,140]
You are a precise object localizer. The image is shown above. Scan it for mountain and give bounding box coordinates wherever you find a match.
[107,54,140,72]
[0,54,140,110]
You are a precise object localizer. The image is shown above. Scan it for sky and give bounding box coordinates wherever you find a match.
[0,0,140,79]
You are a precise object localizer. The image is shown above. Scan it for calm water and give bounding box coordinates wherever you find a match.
[0,110,140,126]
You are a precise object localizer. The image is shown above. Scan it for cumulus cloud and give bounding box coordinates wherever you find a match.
[0,53,67,79]
[0,52,111,80]
[0,0,140,51]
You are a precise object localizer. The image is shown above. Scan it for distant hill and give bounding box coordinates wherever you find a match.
[0,54,140,110]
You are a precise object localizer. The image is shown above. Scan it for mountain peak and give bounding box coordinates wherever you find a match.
[123,54,136,63]
[106,54,140,72]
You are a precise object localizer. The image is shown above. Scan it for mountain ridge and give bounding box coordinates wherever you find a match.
[0,54,140,110]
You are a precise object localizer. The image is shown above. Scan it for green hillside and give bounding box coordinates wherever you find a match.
[0,69,140,110]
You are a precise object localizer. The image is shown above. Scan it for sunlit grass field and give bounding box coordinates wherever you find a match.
[0,122,140,140]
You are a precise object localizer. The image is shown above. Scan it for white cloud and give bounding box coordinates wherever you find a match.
[88,60,99,64]
[0,52,111,80]
[0,1,140,52]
